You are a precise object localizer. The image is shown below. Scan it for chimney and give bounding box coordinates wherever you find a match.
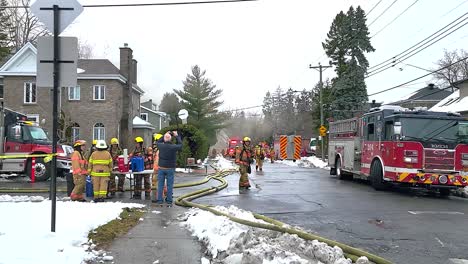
[119,43,133,80]
[428,83,435,89]
[132,59,137,84]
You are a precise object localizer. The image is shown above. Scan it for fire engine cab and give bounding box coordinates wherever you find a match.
[328,105,468,195]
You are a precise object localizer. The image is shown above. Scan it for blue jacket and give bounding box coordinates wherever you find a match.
[156,136,182,168]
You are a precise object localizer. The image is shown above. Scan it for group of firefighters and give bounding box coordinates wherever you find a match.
[69,134,166,202]
[234,137,275,189]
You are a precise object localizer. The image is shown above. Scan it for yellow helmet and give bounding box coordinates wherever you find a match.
[243,137,251,142]
[92,139,97,145]
[110,138,119,145]
[135,136,144,143]
[73,140,86,148]
[153,133,163,141]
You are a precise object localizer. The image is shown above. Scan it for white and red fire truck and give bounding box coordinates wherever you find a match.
[226,136,242,158]
[328,105,468,195]
[0,105,73,181]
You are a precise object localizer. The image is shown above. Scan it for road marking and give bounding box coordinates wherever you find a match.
[435,237,444,247]
[408,211,464,215]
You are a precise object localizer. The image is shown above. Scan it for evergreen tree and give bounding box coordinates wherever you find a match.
[0,0,12,62]
[159,92,181,126]
[174,65,224,146]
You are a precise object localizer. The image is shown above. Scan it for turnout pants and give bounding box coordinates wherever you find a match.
[71,174,85,200]
[108,174,125,193]
[134,174,151,196]
[92,176,109,199]
[239,165,251,187]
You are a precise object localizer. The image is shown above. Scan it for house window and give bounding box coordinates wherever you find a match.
[26,114,39,123]
[93,85,105,100]
[93,123,105,140]
[140,113,148,121]
[71,124,80,142]
[24,82,37,103]
[0,78,4,99]
[68,86,80,100]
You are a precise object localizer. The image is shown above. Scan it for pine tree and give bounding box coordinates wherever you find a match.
[159,92,181,126]
[0,0,12,62]
[174,65,224,145]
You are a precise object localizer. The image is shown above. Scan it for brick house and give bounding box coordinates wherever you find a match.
[0,42,145,149]
[140,99,169,132]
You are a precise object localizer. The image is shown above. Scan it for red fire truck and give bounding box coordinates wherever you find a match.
[328,105,468,195]
[0,105,73,181]
[227,136,241,158]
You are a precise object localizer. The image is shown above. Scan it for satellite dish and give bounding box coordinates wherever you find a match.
[178,109,188,120]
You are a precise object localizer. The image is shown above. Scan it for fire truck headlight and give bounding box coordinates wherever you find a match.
[439,175,448,184]
[404,157,418,163]
[462,153,468,160]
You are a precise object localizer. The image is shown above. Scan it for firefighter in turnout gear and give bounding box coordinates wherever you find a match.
[269,147,275,163]
[108,138,123,195]
[132,136,152,200]
[88,140,113,202]
[254,144,265,171]
[86,139,98,160]
[235,137,253,189]
[70,140,88,201]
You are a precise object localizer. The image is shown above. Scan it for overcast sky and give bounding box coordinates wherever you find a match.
[62,0,468,113]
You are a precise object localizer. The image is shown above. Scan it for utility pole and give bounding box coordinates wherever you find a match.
[309,63,331,161]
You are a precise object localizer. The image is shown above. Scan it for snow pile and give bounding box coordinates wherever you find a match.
[212,155,238,170]
[175,168,191,173]
[277,157,329,170]
[454,186,468,198]
[0,195,144,264]
[182,206,368,264]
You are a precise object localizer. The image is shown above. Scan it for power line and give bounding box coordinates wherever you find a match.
[366,18,468,78]
[368,0,399,27]
[368,55,468,96]
[371,0,419,38]
[366,0,385,17]
[220,105,263,113]
[368,11,468,72]
[0,0,257,8]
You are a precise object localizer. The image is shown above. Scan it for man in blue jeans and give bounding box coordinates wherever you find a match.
[152,131,182,205]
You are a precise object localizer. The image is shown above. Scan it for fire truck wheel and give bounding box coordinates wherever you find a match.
[26,157,51,182]
[335,158,345,180]
[371,160,387,191]
[439,189,451,197]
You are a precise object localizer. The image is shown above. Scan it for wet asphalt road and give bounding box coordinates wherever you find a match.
[197,162,468,264]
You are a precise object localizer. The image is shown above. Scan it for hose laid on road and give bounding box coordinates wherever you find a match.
[175,169,393,264]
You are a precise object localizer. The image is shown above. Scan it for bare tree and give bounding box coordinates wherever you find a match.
[78,39,94,59]
[433,49,468,88]
[5,0,48,52]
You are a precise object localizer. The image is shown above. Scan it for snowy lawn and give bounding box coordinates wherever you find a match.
[182,205,369,264]
[0,195,144,264]
[211,155,238,170]
[277,156,329,169]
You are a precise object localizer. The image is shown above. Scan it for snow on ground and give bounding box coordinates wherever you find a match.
[0,195,144,264]
[182,206,369,264]
[277,156,329,170]
[212,155,238,170]
[454,186,468,198]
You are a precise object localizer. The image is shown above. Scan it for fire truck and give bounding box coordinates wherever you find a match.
[0,105,73,181]
[227,136,241,158]
[328,105,468,195]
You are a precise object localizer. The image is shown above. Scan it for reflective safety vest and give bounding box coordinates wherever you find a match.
[71,150,88,175]
[88,150,113,177]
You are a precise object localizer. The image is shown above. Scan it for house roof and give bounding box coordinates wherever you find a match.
[430,90,468,113]
[78,59,120,75]
[133,116,155,130]
[140,105,168,117]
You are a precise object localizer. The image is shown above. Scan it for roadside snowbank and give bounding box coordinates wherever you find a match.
[182,206,369,264]
[212,155,238,170]
[0,195,144,264]
[277,156,329,169]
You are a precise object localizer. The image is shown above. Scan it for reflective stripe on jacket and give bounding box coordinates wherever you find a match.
[71,151,88,175]
[88,150,113,177]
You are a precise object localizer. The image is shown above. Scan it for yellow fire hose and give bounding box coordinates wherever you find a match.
[0,169,392,263]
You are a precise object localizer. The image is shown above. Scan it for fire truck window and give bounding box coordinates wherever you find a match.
[367,123,375,140]
[384,121,394,140]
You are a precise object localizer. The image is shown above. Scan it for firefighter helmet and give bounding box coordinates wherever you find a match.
[243,137,251,142]
[92,139,97,145]
[110,138,119,145]
[73,140,86,148]
[96,140,107,150]
[135,136,144,143]
[153,133,163,141]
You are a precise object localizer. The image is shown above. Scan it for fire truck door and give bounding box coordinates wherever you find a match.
[5,125,32,153]
[383,121,396,165]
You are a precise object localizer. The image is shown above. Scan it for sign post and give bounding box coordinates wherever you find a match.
[31,0,82,233]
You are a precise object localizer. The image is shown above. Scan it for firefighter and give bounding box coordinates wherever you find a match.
[269,147,275,163]
[108,137,123,196]
[254,144,265,171]
[235,137,253,189]
[70,140,88,201]
[151,133,167,199]
[88,140,113,202]
[131,136,151,200]
[86,139,98,160]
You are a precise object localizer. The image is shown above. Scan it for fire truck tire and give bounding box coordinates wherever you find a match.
[335,158,345,180]
[439,189,451,197]
[371,160,387,191]
[26,157,51,182]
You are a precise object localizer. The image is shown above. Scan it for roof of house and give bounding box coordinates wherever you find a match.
[430,89,468,113]
[78,59,120,75]
[393,84,453,104]
[133,116,155,129]
[140,105,168,117]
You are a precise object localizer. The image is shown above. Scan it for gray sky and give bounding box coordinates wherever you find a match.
[63,0,468,113]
